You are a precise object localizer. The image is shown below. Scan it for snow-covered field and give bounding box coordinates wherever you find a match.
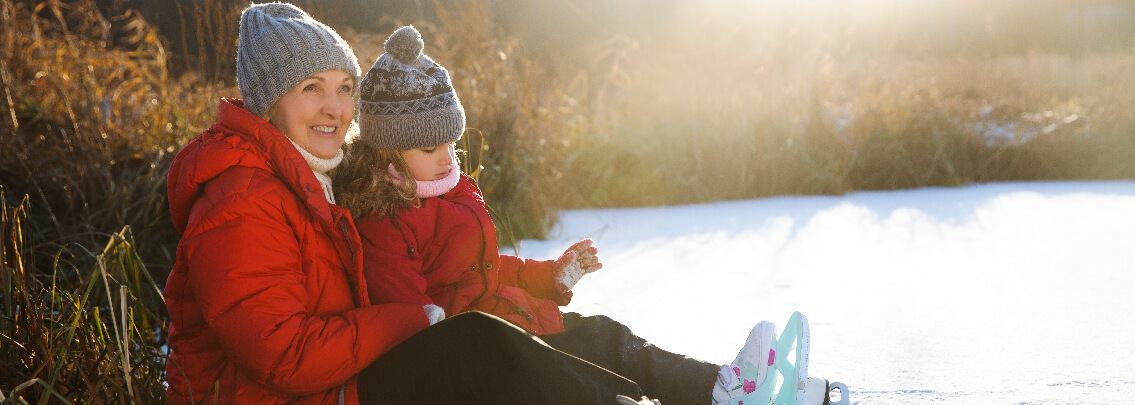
[517,181,1135,404]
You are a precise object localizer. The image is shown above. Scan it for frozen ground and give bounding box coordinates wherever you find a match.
[516,181,1135,405]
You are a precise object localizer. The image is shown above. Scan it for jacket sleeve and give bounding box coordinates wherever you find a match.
[357,216,434,306]
[498,254,572,306]
[184,190,429,395]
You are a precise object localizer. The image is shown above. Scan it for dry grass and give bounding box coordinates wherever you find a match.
[1,194,167,403]
[0,0,232,275]
[0,1,228,400]
[173,0,244,84]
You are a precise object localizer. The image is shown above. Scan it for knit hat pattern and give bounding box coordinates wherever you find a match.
[359,26,465,150]
[237,2,361,118]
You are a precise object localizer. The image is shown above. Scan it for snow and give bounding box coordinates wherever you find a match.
[516,181,1135,404]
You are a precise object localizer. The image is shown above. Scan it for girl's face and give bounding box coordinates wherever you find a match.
[267,70,355,159]
[400,142,457,181]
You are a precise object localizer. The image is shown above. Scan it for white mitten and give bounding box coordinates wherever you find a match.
[423,304,446,325]
[554,239,602,291]
[557,259,585,291]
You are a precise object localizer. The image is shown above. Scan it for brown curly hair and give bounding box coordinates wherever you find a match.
[332,140,418,219]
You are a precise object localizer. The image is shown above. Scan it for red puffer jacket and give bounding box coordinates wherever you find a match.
[357,174,571,335]
[164,98,429,405]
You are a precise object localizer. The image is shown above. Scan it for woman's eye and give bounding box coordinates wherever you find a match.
[422,148,436,153]
[303,84,317,91]
[340,85,352,93]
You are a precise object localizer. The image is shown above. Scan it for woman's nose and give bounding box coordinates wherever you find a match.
[322,93,346,118]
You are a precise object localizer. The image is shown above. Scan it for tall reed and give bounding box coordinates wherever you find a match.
[0,0,230,278]
[1,192,167,403]
[174,0,245,84]
[0,1,228,397]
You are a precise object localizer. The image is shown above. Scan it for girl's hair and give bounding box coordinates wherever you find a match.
[333,141,418,219]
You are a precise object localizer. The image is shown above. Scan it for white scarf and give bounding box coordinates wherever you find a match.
[289,139,344,204]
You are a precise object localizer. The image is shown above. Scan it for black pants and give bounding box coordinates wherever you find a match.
[357,311,644,404]
[542,313,719,405]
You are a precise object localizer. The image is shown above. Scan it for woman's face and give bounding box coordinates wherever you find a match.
[400,142,457,181]
[267,70,355,159]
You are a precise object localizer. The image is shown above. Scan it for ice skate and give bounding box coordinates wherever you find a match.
[712,320,775,405]
[711,311,823,405]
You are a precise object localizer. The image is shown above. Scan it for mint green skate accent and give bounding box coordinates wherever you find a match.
[770,311,810,405]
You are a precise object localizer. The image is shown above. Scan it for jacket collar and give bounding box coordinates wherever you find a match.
[167,98,338,232]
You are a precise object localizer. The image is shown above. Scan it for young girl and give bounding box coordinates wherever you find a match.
[336,25,597,336]
[336,25,841,405]
[340,136,593,335]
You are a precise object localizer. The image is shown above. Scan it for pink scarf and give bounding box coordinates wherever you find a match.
[387,161,460,199]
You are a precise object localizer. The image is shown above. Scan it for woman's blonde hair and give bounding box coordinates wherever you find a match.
[333,140,418,219]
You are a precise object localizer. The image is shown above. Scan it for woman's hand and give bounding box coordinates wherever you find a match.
[554,239,603,293]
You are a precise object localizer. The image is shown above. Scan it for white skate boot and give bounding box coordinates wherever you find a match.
[712,311,848,405]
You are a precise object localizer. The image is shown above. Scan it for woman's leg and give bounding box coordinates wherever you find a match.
[357,311,644,405]
[541,313,720,405]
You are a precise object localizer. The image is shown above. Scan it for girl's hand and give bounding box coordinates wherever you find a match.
[423,304,446,325]
[572,238,602,273]
[554,239,603,293]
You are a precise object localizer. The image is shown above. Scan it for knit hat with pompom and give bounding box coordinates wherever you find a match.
[358,26,465,150]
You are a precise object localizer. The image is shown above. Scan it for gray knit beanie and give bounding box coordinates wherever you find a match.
[358,26,465,150]
[236,2,361,118]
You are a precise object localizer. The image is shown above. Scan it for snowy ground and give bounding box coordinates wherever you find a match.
[516,181,1135,405]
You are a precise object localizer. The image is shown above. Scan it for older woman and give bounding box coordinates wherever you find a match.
[163,3,430,403]
[163,3,660,404]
